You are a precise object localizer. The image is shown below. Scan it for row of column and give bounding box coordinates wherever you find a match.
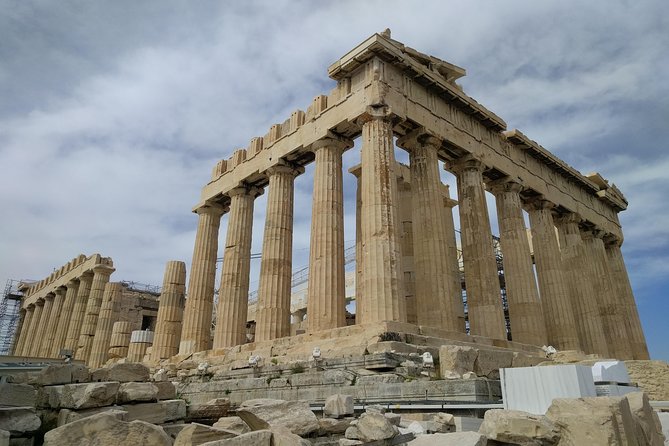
[13,265,114,360]
[13,260,188,366]
[178,111,648,360]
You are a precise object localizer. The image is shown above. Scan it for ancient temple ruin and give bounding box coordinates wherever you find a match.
[10,31,648,366]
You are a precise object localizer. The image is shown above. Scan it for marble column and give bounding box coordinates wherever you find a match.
[179,202,226,355]
[11,308,26,355]
[75,265,115,362]
[27,299,44,356]
[526,199,579,350]
[35,293,54,357]
[555,215,608,356]
[50,280,80,357]
[42,287,66,357]
[489,180,547,346]
[397,172,416,324]
[307,137,351,332]
[604,236,650,360]
[442,187,466,332]
[89,282,123,368]
[127,330,153,363]
[358,111,406,324]
[255,163,302,342]
[349,165,364,324]
[448,156,506,339]
[398,132,459,331]
[152,260,187,360]
[582,229,633,359]
[214,188,261,348]
[14,305,33,356]
[108,321,133,359]
[64,272,93,353]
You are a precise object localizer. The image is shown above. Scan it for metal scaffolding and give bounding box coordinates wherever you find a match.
[0,280,25,355]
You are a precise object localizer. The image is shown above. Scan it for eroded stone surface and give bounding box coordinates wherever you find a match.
[479,409,560,445]
[324,393,354,418]
[236,398,319,436]
[173,423,236,446]
[0,407,41,435]
[44,411,171,446]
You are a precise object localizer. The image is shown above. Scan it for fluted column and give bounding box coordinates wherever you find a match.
[349,165,364,324]
[526,199,579,350]
[214,188,261,348]
[582,229,633,359]
[398,132,459,331]
[41,287,66,357]
[76,265,115,362]
[255,163,302,342]
[65,272,93,352]
[604,236,649,360]
[152,261,187,360]
[307,137,351,332]
[555,215,608,356]
[14,305,33,356]
[358,111,406,324]
[89,282,123,368]
[27,299,44,356]
[11,308,26,355]
[448,155,506,339]
[50,280,80,357]
[442,187,466,332]
[35,293,54,357]
[109,321,133,359]
[179,202,226,355]
[489,180,546,346]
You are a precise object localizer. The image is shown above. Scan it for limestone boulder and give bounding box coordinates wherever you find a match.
[188,398,231,422]
[57,406,126,426]
[272,426,311,446]
[625,360,669,401]
[36,363,89,385]
[479,409,560,445]
[439,345,477,376]
[656,412,669,445]
[355,412,398,442]
[474,349,514,379]
[0,407,41,435]
[117,382,158,403]
[43,411,171,445]
[41,381,120,409]
[199,429,272,445]
[385,412,402,426]
[213,416,250,434]
[107,362,151,382]
[237,399,319,436]
[513,352,547,368]
[173,423,237,445]
[0,383,36,407]
[123,399,187,424]
[408,431,488,445]
[546,396,639,445]
[319,417,354,435]
[155,381,177,400]
[324,394,354,418]
[625,392,665,446]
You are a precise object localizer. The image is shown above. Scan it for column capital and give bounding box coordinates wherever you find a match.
[79,271,94,281]
[54,286,66,296]
[195,201,227,217]
[35,298,45,307]
[603,233,623,247]
[310,133,353,152]
[356,104,394,126]
[229,185,263,199]
[554,211,582,227]
[26,303,35,310]
[445,154,486,174]
[44,293,54,301]
[396,127,442,151]
[580,226,606,241]
[265,161,304,178]
[67,278,80,287]
[348,163,362,179]
[523,196,556,212]
[92,264,115,277]
[486,176,524,196]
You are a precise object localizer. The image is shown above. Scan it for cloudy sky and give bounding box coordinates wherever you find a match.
[1,1,667,360]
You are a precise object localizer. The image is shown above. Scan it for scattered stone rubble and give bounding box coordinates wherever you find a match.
[0,358,666,445]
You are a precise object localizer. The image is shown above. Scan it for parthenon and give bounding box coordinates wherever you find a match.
[10,30,648,366]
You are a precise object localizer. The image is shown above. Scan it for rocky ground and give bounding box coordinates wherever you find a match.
[0,361,667,445]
